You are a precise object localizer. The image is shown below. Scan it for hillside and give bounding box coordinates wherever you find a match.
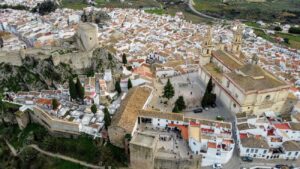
[0,56,75,93]
[193,0,300,24]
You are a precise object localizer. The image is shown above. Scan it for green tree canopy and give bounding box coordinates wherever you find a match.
[127,78,132,90]
[75,77,85,101]
[284,38,289,44]
[52,98,59,110]
[201,77,216,107]
[103,107,111,129]
[68,78,77,100]
[274,26,282,31]
[122,53,127,65]
[32,0,57,15]
[115,80,122,94]
[91,104,97,114]
[172,104,180,113]
[206,78,213,94]
[174,96,186,111]
[162,79,175,100]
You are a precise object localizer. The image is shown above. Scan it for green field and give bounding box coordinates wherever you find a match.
[60,0,211,23]
[253,28,300,49]
[61,0,160,9]
[144,8,165,15]
[193,0,300,23]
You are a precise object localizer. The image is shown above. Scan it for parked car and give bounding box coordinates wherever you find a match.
[275,164,289,169]
[241,156,253,162]
[212,163,223,169]
[216,115,225,121]
[193,108,203,113]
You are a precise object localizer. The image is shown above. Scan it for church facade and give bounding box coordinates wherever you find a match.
[198,25,291,115]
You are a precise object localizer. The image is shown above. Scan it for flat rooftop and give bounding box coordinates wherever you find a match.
[130,132,156,148]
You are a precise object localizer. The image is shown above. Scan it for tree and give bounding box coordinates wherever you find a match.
[91,104,97,114]
[162,79,175,100]
[103,107,111,129]
[201,77,216,108]
[52,98,59,110]
[32,0,57,15]
[172,104,180,113]
[115,80,122,94]
[122,53,127,64]
[127,78,132,90]
[108,53,113,61]
[174,96,186,111]
[284,38,289,44]
[75,77,85,101]
[274,26,282,31]
[68,78,77,100]
[206,78,213,94]
[289,27,300,34]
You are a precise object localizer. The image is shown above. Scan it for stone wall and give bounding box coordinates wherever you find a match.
[108,126,127,148]
[0,46,107,71]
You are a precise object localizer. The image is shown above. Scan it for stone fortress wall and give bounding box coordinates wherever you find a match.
[0,22,100,70]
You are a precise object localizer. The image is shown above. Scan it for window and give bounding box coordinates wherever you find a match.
[251,149,254,153]
[288,152,291,156]
[158,119,160,121]
[296,152,299,156]
[246,149,249,153]
[227,80,230,88]
[233,103,236,108]
[255,149,258,153]
[193,142,196,145]
[263,150,267,154]
[265,95,271,100]
[235,94,238,98]
[158,123,160,126]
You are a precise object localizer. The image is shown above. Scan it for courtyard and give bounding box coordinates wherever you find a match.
[147,71,235,122]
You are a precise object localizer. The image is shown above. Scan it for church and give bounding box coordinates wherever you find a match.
[198,25,291,115]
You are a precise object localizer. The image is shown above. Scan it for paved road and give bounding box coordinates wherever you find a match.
[188,0,220,22]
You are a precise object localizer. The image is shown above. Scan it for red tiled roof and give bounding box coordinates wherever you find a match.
[190,121,200,126]
[267,128,275,136]
[274,123,290,130]
[208,142,216,149]
[201,128,214,133]
[239,133,248,139]
[167,124,188,140]
[36,98,52,105]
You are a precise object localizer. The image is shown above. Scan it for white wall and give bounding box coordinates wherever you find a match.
[189,138,202,154]
[239,145,269,159]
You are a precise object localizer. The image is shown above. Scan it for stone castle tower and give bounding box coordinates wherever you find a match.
[231,24,243,53]
[75,22,99,52]
[200,26,213,66]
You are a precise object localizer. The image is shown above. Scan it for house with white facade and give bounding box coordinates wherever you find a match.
[136,110,234,166]
[236,112,300,160]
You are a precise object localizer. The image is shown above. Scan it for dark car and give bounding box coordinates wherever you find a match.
[241,156,253,162]
[275,164,289,169]
[193,108,203,113]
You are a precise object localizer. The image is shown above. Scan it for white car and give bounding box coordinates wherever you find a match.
[212,163,223,169]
